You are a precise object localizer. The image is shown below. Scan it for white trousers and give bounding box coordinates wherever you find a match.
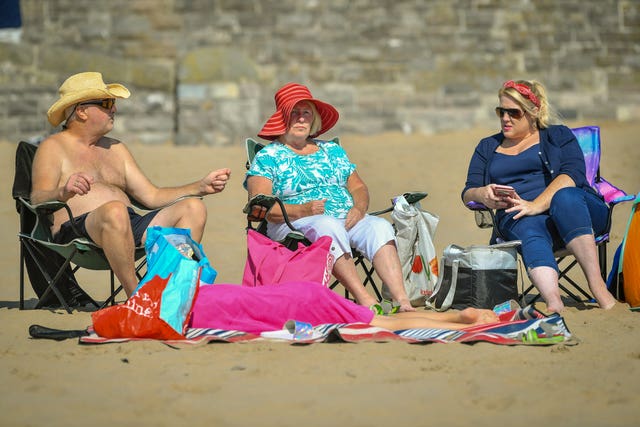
[267,214,396,261]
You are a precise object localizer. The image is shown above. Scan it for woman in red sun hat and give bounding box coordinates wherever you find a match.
[245,83,414,312]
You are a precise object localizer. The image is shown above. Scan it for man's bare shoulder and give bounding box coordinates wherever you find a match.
[38,133,126,153]
[34,133,68,159]
[38,132,64,147]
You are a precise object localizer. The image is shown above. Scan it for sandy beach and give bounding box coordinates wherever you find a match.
[1,121,639,427]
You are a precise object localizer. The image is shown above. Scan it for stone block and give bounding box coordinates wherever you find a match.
[179,47,259,82]
[148,12,182,30]
[122,39,178,59]
[209,83,240,99]
[112,14,152,38]
[0,42,34,66]
[129,61,175,91]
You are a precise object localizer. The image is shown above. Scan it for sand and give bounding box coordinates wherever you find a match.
[1,121,639,427]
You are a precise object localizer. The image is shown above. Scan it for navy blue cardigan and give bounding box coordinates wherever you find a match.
[462,125,591,201]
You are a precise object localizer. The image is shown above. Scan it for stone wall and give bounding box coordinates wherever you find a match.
[1,0,639,146]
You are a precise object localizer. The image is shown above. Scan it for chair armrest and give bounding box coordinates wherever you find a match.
[464,201,497,230]
[370,191,429,216]
[18,197,66,214]
[243,194,310,248]
[243,194,278,220]
[402,191,428,205]
[243,194,299,232]
[465,201,489,211]
[611,194,637,204]
[593,177,633,206]
[16,197,81,240]
[19,197,74,223]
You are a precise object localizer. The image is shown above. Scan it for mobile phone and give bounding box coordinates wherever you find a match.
[494,185,515,197]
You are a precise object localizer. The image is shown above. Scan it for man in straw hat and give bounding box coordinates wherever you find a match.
[31,71,231,298]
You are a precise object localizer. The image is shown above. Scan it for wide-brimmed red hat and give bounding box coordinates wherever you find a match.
[258,83,339,141]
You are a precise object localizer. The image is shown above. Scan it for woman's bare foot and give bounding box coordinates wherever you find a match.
[459,307,499,325]
[545,301,565,314]
[590,284,617,310]
[595,294,617,310]
[397,299,415,313]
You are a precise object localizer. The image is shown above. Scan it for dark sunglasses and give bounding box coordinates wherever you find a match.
[495,107,524,120]
[79,98,116,110]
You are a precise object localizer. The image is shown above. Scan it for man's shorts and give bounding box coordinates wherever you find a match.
[52,207,160,247]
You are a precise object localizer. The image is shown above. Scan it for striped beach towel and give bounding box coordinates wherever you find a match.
[76,305,576,347]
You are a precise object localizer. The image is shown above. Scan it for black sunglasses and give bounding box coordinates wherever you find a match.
[495,107,524,120]
[79,98,116,110]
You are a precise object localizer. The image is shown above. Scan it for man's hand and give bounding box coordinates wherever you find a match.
[62,172,94,200]
[201,168,231,195]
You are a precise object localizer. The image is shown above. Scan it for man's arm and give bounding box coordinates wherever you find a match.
[123,146,231,209]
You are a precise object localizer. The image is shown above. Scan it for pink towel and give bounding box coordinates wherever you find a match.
[189,281,374,334]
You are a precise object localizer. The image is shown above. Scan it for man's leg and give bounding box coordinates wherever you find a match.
[84,201,138,296]
[146,197,207,242]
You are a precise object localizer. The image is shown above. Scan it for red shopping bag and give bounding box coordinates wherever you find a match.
[242,230,335,287]
[91,274,199,340]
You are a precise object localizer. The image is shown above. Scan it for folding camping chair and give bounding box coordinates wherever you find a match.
[244,136,428,301]
[13,140,148,313]
[466,125,635,303]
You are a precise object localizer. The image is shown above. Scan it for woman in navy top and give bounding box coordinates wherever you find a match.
[462,80,616,313]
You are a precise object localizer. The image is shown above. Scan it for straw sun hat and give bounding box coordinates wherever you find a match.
[258,82,339,141]
[47,72,130,127]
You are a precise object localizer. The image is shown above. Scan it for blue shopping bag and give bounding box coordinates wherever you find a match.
[134,226,217,334]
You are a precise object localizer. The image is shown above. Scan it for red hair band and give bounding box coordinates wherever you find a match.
[503,80,540,108]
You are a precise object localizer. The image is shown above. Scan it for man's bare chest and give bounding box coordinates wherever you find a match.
[63,151,126,186]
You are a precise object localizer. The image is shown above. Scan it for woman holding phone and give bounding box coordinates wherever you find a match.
[461,79,616,313]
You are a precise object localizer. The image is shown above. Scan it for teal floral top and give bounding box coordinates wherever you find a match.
[245,139,356,218]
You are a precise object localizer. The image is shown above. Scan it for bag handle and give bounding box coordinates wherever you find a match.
[516,257,527,306]
[270,246,299,283]
[250,230,304,285]
[248,231,284,286]
[425,258,459,312]
[439,259,459,311]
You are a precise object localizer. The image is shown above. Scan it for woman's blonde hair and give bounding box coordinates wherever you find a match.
[499,80,561,129]
[308,102,322,137]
